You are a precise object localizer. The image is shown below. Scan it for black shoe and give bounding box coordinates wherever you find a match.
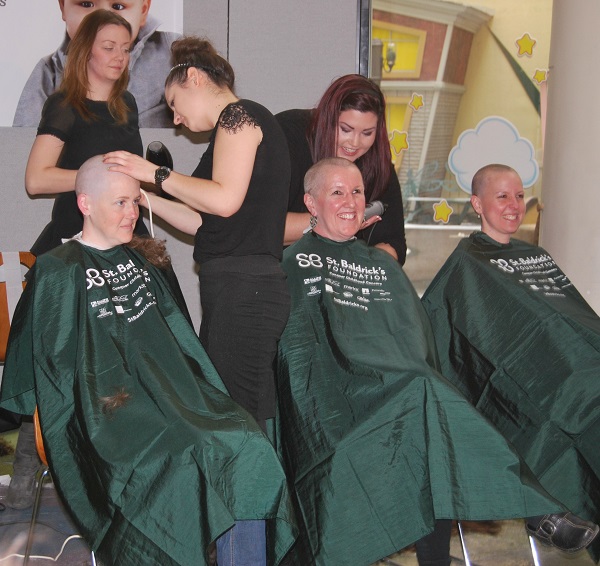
[526,512,600,553]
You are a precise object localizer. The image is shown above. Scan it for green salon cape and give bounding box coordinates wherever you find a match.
[422,231,600,562]
[276,232,560,566]
[0,241,295,566]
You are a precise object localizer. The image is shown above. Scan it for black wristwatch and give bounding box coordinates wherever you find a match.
[154,166,171,190]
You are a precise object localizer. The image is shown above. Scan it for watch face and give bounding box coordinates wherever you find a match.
[155,166,171,182]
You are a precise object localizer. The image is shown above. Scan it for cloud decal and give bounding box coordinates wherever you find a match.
[448,116,539,194]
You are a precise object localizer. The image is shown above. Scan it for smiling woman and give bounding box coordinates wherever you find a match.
[274,157,593,566]
[303,157,369,242]
[276,74,407,263]
[336,109,378,161]
[470,163,526,244]
[422,163,600,560]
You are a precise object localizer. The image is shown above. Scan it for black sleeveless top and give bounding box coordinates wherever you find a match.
[192,99,290,264]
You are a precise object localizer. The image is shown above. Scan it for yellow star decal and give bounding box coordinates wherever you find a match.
[409,93,424,111]
[533,69,548,84]
[516,33,536,57]
[433,199,454,224]
[389,130,408,155]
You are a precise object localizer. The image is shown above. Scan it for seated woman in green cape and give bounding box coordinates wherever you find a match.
[0,155,296,566]
[422,163,600,562]
[276,157,598,566]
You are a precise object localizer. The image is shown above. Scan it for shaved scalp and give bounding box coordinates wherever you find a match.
[471,164,521,197]
[304,157,362,195]
[76,155,139,198]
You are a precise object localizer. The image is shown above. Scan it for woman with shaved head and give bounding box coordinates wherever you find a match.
[0,155,296,566]
[423,164,600,561]
[274,158,596,566]
[6,9,148,512]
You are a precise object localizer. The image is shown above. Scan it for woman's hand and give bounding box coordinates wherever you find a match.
[359,215,381,231]
[103,151,157,184]
[138,188,151,209]
[137,188,202,235]
[284,212,312,245]
[361,217,399,259]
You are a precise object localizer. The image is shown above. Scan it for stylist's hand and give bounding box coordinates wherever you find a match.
[103,151,157,184]
[138,188,151,209]
[359,215,381,231]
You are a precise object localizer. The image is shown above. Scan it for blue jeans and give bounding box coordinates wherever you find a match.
[216,520,266,566]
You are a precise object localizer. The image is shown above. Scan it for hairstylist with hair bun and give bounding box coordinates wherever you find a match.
[104,36,293,564]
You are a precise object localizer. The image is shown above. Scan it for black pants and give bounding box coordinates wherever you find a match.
[415,520,452,566]
[0,408,22,432]
[199,256,290,432]
[280,519,453,565]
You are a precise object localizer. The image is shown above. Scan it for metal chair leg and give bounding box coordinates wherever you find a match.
[457,521,472,566]
[528,534,542,566]
[21,466,96,565]
[23,465,50,565]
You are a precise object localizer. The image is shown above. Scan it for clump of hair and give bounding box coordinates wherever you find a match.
[0,437,14,457]
[128,236,172,269]
[99,387,131,415]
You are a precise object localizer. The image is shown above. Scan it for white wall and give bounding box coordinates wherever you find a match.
[541,0,600,314]
[227,1,358,112]
[0,0,359,334]
[188,0,359,112]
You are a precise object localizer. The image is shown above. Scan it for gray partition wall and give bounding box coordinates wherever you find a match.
[0,0,359,337]
[185,1,358,112]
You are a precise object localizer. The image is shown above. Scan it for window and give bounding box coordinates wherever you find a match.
[373,21,426,79]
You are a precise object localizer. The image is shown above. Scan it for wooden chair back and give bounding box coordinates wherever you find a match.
[33,407,48,467]
[0,251,35,362]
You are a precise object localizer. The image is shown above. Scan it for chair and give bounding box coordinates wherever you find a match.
[0,252,34,433]
[22,408,52,564]
[0,251,35,362]
[23,408,97,566]
[0,253,95,564]
[457,521,472,566]
[456,521,543,566]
